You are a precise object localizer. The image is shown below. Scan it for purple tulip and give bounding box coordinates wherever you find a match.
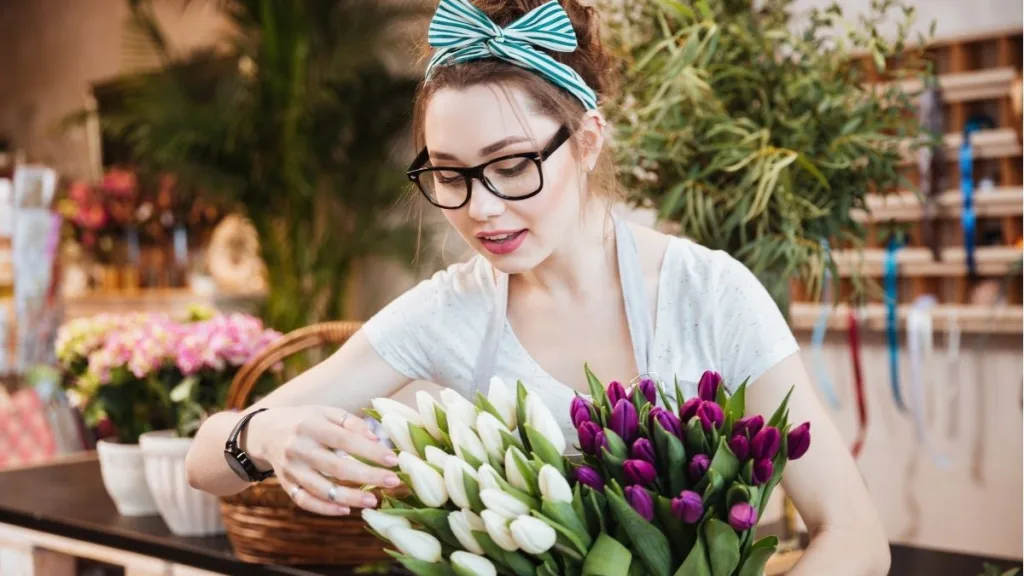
[650,407,682,437]
[752,459,774,484]
[688,454,710,481]
[728,502,758,531]
[679,397,702,423]
[630,438,656,464]
[625,485,654,521]
[751,427,781,461]
[697,370,723,402]
[578,422,604,455]
[576,466,605,492]
[570,397,592,428]
[606,381,627,406]
[787,422,811,460]
[636,378,657,404]
[623,459,657,485]
[609,400,639,443]
[733,415,764,439]
[697,402,724,432]
[728,435,750,461]
[671,490,704,524]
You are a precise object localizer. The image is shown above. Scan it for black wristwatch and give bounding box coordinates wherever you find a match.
[224,408,275,482]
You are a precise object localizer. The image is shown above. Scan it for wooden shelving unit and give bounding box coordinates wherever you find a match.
[789,28,1023,334]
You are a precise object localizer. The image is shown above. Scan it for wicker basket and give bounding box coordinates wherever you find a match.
[219,321,395,566]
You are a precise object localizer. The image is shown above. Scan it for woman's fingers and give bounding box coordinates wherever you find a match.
[323,407,379,441]
[278,469,351,516]
[281,464,380,513]
[303,416,398,467]
[304,443,400,489]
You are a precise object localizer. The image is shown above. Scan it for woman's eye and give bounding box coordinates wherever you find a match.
[434,170,464,185]
[493,159,531,177]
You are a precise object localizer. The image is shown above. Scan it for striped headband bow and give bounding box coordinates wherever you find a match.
[425,0,598,110]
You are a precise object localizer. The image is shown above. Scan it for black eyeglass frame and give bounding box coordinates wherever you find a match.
[406,125,572,210]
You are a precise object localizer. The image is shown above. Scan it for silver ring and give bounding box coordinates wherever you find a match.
[340,412,351,428]
[327,484,338,503]
[289,485,302,500]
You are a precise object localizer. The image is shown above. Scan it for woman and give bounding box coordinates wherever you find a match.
[185,0,889,573]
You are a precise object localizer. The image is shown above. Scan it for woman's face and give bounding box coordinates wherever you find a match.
[422,84,601,274]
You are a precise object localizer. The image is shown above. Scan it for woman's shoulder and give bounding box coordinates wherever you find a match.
[660,233,755,295]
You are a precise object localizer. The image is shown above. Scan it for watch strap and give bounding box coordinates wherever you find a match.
[226,407,274,482]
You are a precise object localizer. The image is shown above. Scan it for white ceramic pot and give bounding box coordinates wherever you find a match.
[140,430,225,537]
[95,439,159,516]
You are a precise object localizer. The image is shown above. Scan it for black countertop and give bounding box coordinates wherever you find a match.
[0,456,1019,576]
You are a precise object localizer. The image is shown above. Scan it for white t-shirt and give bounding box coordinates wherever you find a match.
[362,236,799,442]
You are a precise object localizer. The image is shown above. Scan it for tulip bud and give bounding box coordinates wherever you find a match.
[444,455,479,509]
[733,415,764,439]
[504,446,534,494]
[477,464,503,492]
[728,502,758,531]
[728,435,750,461]
[450,421,488,465]
[510,516,557,554]
[623,459,657,486]
[679,397,702,423]
[575,465,605,492]
[752,458,774,485]
[570,396,592,428]
[381,412,418,455]
[361,509,412,536]
[688,454,710,481]
[697,402,724,432]
[630,438,656,464]
[423,445,450,469]
[697,370,722,402]
[525,393,566,454]
[751,427,781,461]
[372,398,422,426]
[398,452,448,507]
[477,412,509,461]
[609,400,639,443]
[451,551,497,576]
[480,509,519,551]
[415,391,445,440]
[480,488,531,520]
[670,490,704,524]
[441,389,479,430]
[787,422,811,460]
[637,378,657,404]
[577,422,603,456]
[538,464,573,503]
[448,509,486,555]
[650,407,682,437]
[606,381,627,406]
[385,525,442,563]
[625,485,654,521]
[487,376,517,429]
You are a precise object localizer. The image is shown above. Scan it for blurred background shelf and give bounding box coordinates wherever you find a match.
[62,288,265,320]
[830,245,1022,277]
[855,187,1022,221]
[788,302,1022,334]
[880,67,1020,102]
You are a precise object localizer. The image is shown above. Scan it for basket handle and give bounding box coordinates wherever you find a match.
[225,321,363,410]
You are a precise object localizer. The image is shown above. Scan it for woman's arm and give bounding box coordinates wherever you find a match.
[745,353,891,576]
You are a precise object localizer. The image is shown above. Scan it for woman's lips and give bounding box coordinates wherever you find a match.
[477,229,528,255]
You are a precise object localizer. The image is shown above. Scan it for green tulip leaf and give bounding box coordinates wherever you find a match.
[500,428,525,453]
[674,376,686,415]
[474,391,509,429]
[725,378,748,422]
[736,536,778,576]
[653,495,693,554]
[384,550,455,576]
[708,437,741,484]
[376,508,459,548]
[473,530,535,576]
[581,533,633,576]
[409,422,441,457]
[363,408,382,422]
[572,482,589,535]
[656,379,675,411]
[726,482,754,510]
[675,532,712,576]
[508,447,540,495]
[539,500,593,551]
[698,469,724,501]
[603,429,629,460]
[585,364,609,413]
[705,518,741,576]
[516,380,531,451]
[605,481,673,576]
[434,404,449,435]
[685,419,708,455]
[584,486,607,535]
[524,424,566,476]
[463,470,485,514]
[654,422,688,494]
[767,386,795,428]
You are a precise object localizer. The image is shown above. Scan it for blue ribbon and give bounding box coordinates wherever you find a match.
[960,131,976,277]
[885,236,906,412]
[811,239,840,409]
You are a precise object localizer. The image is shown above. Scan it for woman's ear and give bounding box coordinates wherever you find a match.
[577,110,607,172]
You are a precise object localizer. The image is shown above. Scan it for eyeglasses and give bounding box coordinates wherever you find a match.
[406,125,572,210]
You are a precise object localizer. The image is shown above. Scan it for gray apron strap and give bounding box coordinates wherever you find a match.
[471,215,655,396]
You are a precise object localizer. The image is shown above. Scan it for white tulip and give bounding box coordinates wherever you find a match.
[423,446,450,470]
[361,509,411,536]
[444,456,478,509]
[381,412,418,456]
[397,452,448,508]
[448,509,486,555]
[415,391,446,440]
[480,509,519,552]
[386,525,442,563]
[504,447,532,494]
[451,551,497,576]
[372,397,422,425]
[449,421,488,465]
[480,488,530,520]
[440,389,479,429]
[509,516,557,554]
[487,376,517,429]
[476,464,503,492]
[525,393,566,454]
[537,464,573,503]
[477,412,509,460]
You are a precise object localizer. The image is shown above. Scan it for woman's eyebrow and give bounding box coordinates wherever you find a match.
[431,135,533,162]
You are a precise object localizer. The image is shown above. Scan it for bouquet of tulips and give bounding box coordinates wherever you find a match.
[362,366,810,576]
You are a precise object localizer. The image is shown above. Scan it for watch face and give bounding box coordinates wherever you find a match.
[224,450,251,481]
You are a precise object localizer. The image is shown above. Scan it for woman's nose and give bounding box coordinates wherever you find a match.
[466,178,505,221]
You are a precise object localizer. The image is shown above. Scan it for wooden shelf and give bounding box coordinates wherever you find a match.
[902,128,1022,161]
[878,67,1020,103]
[854,187,1022,222]
[789,302,1022,334]
[831,245,1023,277]
[62,288,265,319]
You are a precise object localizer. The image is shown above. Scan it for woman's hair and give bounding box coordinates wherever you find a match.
[411,0,621,201]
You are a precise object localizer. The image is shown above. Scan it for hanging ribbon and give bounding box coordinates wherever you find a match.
[885,237,907,412]
[848,305,868,458]
[906,295,951,468]
[944,307,961,440]
[917,80,945,261]
[811,239,841,409]
[960,129,977,277]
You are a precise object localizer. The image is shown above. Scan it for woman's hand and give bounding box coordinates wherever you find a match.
[246,406,402,516]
